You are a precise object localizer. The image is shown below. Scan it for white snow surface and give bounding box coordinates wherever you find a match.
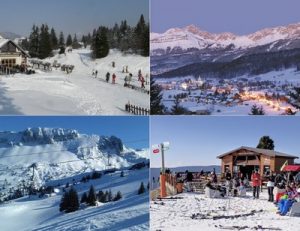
[0,168,149,231]
[0,48,149,115]
[150,191,300,231]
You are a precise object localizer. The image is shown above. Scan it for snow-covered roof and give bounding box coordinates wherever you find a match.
[0,38,30,57]
[217,146,298,159]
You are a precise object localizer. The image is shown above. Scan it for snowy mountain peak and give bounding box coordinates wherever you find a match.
[151,22,300,52]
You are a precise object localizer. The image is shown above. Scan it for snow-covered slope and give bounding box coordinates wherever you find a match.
[0,48,149,115]
[0,168,149,231]
[0,127,149,200]
[151,23,300,52]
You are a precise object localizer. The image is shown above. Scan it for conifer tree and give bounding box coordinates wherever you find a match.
[138,182,145,195]
[28,25,40,58]
[80,192,88,204]
[66,34,73,47]
[113,191,122,201]
[87,185,97,206]
[67,187,79,212]
[150,79,165,115]
[50,28,58,50]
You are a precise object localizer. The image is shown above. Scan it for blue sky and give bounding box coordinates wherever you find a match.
[0,0,149,36]
[150,116,300,168]
[151,0,300,34]
[0,116,149,149]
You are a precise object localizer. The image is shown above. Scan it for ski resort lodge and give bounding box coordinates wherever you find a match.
[217,146,298,178]
[0,36,29,69]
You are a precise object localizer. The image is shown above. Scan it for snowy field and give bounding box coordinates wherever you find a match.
[150,191,300,231]
[0,168,149,231]
[0,49,149,115]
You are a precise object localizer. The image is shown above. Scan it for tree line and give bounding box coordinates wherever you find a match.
[21,14,149,60]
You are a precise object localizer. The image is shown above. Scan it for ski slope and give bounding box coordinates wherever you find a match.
[0,49,149,115]
[0,168,149,231]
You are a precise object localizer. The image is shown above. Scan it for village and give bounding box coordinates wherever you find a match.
[156,70,300,115]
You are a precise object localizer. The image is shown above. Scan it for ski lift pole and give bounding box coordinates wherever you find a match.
[160,143,167,198]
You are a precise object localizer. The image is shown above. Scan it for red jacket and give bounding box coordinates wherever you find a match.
[251,173,261,186]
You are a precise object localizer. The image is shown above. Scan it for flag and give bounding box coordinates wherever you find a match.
[152,144,161,155]
[280,160,289,171]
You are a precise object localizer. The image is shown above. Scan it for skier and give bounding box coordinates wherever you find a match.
[125,65,128,73]
[128,73,133,85]
[92,69,95,77]
[112,61,115,68]
[141,75,145,88]
[112,73,116,84]
[106,72,110,83]
[124,75,129,87]
[267,171,275,202]
[95,70,98,78]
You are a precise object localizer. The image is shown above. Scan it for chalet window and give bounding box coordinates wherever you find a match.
[1,59,16,68]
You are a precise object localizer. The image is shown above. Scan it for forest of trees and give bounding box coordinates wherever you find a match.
[21,14,149,60]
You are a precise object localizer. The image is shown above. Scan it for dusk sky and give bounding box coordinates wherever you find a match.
[150,117,300,168]
[151,0,300,35]
[0,0,149,37]
[0,116,149,149]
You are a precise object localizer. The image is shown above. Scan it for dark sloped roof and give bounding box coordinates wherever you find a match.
[217,146,299,159]
[0,39,30,57]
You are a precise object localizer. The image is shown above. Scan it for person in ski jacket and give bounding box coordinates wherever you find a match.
[251,169,261,199]
[112,73,116,84]
[106,72,110,83]
[141,76,145,88]
[267,172,275,202]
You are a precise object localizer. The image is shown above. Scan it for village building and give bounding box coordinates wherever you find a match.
[0,35,29,69]
[218,146,298,179]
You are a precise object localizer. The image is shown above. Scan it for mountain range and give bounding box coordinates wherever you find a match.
[151,23,300,78]
[0,127,149,200]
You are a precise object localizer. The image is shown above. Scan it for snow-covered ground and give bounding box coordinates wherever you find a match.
[150,191,300,231]
[0,49,149,115]
[0,168,149,231]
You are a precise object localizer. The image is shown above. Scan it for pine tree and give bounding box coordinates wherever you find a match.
[39,24,52,59]
[113,191,122,201]
[257,136,275,150]
[87,185,97,206]
[28,25,40,58]
[249,104,265,115]
[66,34,73,47]
[138,182,145,195]
[67,187,79,212]
[107,189,113,202]
[50,28,58,50]
[150,79,165,115]
[59,32,65,46]
[92,27,109,59]
[72,34,81,49]
[59,191,69,212]
[81,35,87,48]
[80,192,88,204]
[97,190,105,203]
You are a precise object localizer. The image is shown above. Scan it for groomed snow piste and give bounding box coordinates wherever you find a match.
[0,49,149,115]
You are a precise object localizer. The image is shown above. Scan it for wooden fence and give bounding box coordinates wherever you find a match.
[125,103,149,115]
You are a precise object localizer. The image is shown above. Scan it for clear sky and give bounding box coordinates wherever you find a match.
[151,0,300,35]
[0,0,149,37]
[0,116,149,149]
[150,116,300,168]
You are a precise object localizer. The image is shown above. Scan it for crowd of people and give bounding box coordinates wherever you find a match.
[91,62,148,89]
